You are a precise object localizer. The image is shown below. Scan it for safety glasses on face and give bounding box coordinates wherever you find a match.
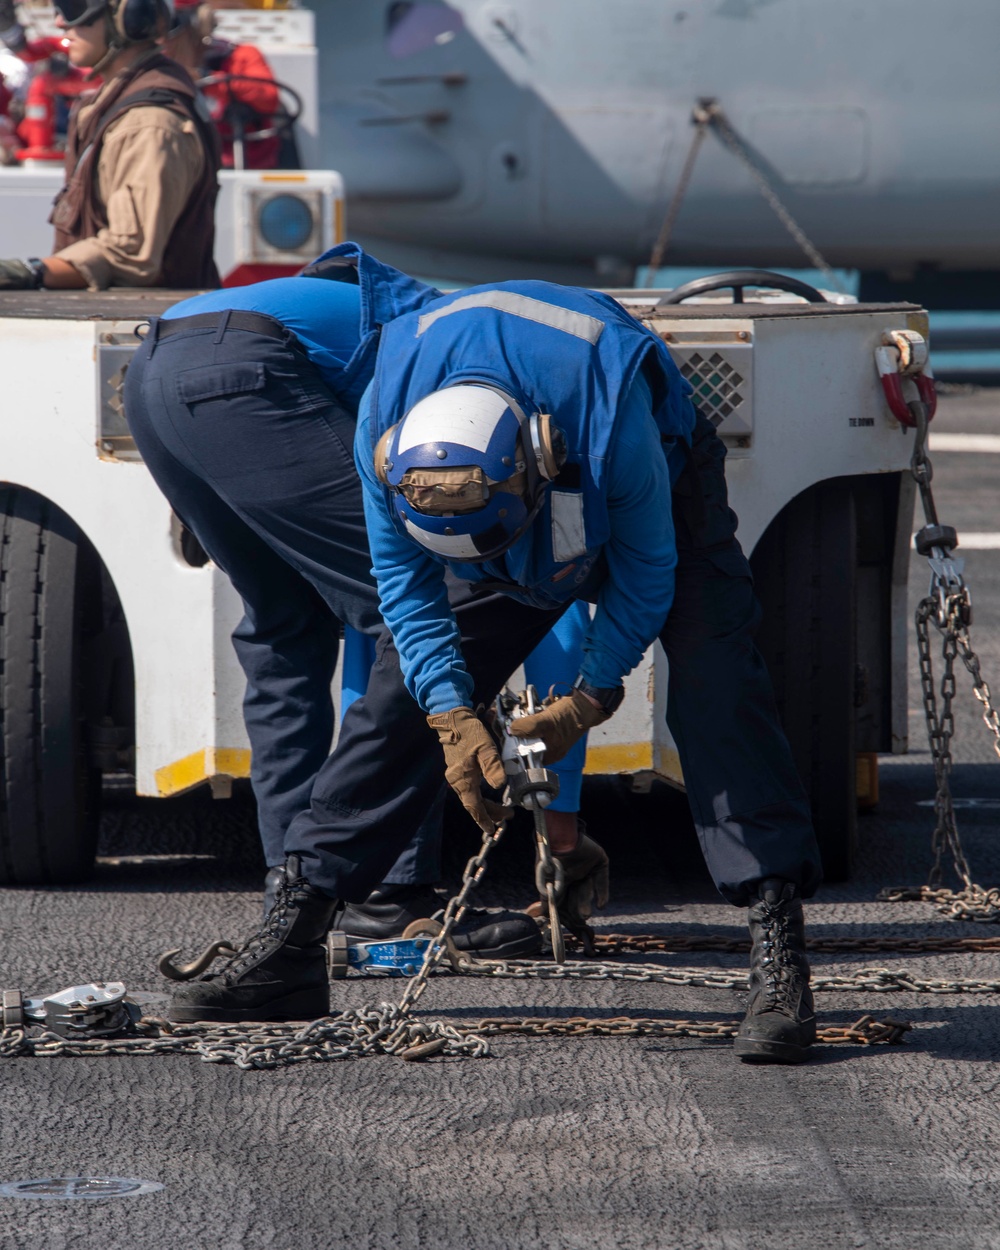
[53,0,107,27]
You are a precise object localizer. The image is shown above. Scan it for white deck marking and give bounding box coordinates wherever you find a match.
[913,532,1000,549]
[929,433,1000,453]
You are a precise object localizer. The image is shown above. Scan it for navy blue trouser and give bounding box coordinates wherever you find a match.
[124,319,561,886]
[125,319,821,907]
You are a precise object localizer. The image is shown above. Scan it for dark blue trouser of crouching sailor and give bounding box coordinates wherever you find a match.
[125,318,822,907]
[123,315,563,892]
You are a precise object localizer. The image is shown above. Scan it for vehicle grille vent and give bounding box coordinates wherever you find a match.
[678,351,746,426]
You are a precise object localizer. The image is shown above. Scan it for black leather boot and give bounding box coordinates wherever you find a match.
[334,883,542,959]
[733,878,816,1064]
[262,864,285,918]
[168,855,338,1023]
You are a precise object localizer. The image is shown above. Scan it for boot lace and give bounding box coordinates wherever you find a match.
[217,878,299,980]
[754,903,801,1013]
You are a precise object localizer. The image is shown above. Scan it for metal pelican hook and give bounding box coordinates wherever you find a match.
[157,940,239,982]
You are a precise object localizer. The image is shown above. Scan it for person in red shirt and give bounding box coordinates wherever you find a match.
[0,2,93,160]
[163,1,284,169]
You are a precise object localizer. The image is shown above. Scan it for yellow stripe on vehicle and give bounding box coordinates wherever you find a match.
[154,748,252,797]
[583,742,654,774]
[260,174,308,182]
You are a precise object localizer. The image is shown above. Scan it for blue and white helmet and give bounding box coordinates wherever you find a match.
[374,383,565,562]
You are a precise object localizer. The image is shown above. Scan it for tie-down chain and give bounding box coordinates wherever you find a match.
[873,336,1000,921]
[1,805,990,1070]
[0,812,990,1068]
[6,340,1000,1064]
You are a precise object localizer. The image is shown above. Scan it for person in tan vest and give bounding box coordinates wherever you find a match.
[0,0,220,290]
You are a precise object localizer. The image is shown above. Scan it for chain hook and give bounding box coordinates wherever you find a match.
[875,331,938,429]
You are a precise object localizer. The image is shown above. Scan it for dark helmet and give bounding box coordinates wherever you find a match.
[54,0,169,43]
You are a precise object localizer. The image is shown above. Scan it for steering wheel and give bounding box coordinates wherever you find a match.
[198,72,303,143]
[656,268,829,306]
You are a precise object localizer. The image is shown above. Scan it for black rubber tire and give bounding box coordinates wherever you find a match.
[750,479,858,881]
[0,488,100,883]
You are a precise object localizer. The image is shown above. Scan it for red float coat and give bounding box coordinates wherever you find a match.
[202,40,281,169]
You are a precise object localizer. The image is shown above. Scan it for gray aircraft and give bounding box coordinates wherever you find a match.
[314,0,999,304]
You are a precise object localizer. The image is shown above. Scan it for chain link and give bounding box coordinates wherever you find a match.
[6,920,993,1066]
[643,102,712,283]
[0,1009,911,1061]
[701,103,845,292]
[879,397,1000,922]
[9,419,1000,1068]
[642,98,846,291]
[4,942,993,1066]
[0,1006,487,1068]
[564,932,1000,956]
[456,955,1000,996]
[474,1014,912,1047]
[396,813,506,1017]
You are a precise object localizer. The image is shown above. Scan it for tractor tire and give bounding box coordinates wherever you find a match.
[750,478,858,881]
[0,488,100,883]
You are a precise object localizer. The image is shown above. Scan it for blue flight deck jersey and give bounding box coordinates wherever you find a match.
[164,278,362,394]
[356,279,697,715]
[161,242,441,414]
[358,373,687,714]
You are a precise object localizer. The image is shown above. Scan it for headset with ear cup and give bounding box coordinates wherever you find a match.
[115,0,166,42]
[528,411,567,482]
[54,0,167,40]
[374,407,565,491]
[370,383,572,562]
[374,424,396,487]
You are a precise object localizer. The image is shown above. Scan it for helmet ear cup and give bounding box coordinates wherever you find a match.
[114,0,164,42]
[373,424,398,486]
[529,412,567,481]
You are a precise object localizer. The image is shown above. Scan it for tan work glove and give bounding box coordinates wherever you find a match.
[555,829,610,928]
[508,689,610,764]
[427,706,508,834]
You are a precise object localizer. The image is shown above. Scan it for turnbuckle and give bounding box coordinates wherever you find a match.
[495,685,567,963]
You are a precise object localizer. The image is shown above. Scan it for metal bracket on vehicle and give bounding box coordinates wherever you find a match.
[96,331,142,462]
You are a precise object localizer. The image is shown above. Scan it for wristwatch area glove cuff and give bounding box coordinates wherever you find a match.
[0,258,43,290]
[506,688,611,764]
[427,706,508,834]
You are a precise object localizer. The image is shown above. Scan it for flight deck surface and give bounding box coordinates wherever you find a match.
[1,389,998,1250]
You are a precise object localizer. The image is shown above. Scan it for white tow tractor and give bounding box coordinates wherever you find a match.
[0,270,931,885]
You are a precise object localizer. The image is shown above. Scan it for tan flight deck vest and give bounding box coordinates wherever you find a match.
[51,53,221,288]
